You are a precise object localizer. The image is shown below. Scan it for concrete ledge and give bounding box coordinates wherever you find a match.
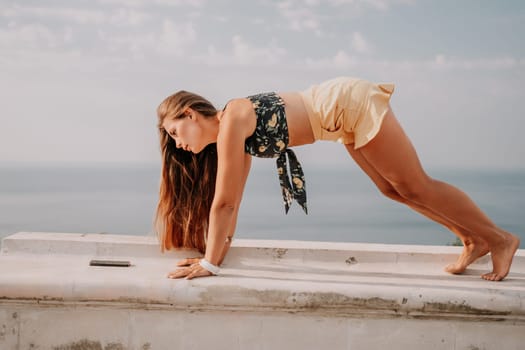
[1,231,524,319]
[1,232,525,349]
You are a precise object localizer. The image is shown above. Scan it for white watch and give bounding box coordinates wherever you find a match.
[199,258,220,275]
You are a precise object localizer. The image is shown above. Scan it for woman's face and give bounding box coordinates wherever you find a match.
[162,109,205,153]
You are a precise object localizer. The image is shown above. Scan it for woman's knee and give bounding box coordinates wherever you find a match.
[392,176,433,202]
[378,184,405,203]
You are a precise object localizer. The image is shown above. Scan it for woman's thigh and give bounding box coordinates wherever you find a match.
[345,144,402,201]
[358,107,431,188]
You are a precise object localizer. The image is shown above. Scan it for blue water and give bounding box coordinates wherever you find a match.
[1,162,524,248]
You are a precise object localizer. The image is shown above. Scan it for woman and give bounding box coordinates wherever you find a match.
[155,77,520,281]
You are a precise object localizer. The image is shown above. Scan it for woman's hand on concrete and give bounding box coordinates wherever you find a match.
[167,257,213,279]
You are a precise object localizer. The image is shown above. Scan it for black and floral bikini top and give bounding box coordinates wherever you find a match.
[244,92,307,214]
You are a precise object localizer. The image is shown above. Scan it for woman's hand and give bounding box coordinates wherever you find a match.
[167,257,214,280]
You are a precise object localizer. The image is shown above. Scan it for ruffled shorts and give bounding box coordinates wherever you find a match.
[299,77,395,148]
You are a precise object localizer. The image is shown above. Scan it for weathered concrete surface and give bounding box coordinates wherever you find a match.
[0,231,524,350]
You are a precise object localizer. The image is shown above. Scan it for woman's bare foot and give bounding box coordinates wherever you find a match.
[445,238,489,274]
[482,233,520,281]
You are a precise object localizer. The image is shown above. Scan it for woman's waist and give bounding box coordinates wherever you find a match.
[278,91,316,147]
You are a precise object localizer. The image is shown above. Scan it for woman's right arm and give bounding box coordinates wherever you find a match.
[175,154,251,270]
[217,153,252,265]
[203,100,256,267]
[168,99,255,279]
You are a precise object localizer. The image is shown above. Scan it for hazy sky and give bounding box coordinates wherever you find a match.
[1,0,524,169]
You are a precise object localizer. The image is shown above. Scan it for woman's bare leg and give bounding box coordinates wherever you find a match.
[355,108,520,281]
[345,145,489,274]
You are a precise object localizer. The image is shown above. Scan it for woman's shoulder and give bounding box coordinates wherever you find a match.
[223,97,251,109]
[221,98,255,118]
[220,98,256,132]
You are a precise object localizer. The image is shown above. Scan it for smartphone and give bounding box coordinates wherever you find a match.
[89,259,131,267]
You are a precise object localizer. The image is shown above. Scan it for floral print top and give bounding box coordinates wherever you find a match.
[244,92,307,214]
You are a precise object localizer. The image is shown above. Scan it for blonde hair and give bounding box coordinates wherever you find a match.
[154,90,218,253]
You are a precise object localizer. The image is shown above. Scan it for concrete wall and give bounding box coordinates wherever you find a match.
[1,232,524,350]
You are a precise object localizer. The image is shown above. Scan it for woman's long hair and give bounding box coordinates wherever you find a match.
[154,91,218,254]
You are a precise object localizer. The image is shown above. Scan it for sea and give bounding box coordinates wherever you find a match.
[1,162,524,248]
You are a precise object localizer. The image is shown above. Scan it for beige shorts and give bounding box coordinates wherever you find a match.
[299,77,395,148]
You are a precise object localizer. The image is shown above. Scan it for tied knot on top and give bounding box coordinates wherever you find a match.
[276,149,307,214]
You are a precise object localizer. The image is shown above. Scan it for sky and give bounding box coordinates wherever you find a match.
[1,0,524,170]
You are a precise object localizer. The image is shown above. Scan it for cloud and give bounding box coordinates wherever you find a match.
[231,35,287,65]
[98,0,205,7]
[1,4,151,27]
[430,54,523,70]
[195,35,287,66]
[155,20,197,56]
[1,5,197,58]
[97,19,197,58]
[1,4,107,24]
[108,8,151,27]
[304,0,321,5]
[304,50,358,69]
[351,31,371,54]
[276,1,322,35]
[0,22,59,50]
[273,0,414,36]
[301,51,525,73]
[328,0,414,11]
[251,18,265,25]
[97,29,151,59]
[1,19,199,72]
